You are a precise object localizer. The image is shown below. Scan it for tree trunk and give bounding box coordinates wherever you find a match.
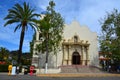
[17,26,25,65]
[45,33,49,73]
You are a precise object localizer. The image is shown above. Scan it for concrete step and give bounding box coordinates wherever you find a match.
[60,65,104,73]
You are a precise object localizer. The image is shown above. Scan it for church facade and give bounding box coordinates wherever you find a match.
[32,21,99,71]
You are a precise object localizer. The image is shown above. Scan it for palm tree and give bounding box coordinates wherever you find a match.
[4,2,37,65]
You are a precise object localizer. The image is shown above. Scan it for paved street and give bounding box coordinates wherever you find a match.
[0,73,120,80]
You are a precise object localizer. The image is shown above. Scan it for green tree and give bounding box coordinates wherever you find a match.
[0,47,9,61]
[35,0,64,73]
[21,52,31,65]
[4,2,37,65]
[10,50,18,62]
[99,9,120,64]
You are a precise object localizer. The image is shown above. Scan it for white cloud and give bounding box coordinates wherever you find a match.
[0,27,20,45]
[0,26,34,52]
[53,0,120,33]
[35,0,49,11]
[22,39,30,52]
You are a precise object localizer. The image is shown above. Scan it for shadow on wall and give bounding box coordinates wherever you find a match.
[39,53,46,68]
[39,53,56,69]
[48,53,56,68]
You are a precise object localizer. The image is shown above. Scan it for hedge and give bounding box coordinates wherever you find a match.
[0,64,9,72]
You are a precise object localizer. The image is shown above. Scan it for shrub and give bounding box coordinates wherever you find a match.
[0,64,9,72]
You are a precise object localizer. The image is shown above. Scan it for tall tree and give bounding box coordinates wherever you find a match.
[99,9,120,65]
[35,0,64,73]
[4,2,37,65]
[0,47,9,61]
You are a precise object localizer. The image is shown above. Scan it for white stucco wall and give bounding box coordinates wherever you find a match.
[59,20,99,66]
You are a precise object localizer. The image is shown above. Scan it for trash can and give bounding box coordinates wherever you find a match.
[11,66,16,75]
[30,66,34,75]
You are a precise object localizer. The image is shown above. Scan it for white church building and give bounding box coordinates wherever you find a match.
[31,20,99,73]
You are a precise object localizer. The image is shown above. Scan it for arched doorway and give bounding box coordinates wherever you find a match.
[72,52,81,65]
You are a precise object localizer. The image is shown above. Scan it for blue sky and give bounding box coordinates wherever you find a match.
[0,0,120,52]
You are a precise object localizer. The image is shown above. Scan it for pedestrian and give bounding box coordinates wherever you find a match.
[16,66,19,74]
[108,65,111,72]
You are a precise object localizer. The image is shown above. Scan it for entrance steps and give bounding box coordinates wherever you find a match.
[60,65,104,73]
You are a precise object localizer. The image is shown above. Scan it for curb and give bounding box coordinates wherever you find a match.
[36,73,120,77]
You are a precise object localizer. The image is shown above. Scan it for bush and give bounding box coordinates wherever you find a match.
[0,64,9,72]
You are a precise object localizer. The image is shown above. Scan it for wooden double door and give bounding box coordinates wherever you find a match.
[72,52,81,65]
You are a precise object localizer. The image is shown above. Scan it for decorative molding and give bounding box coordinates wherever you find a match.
[62,35,90,47]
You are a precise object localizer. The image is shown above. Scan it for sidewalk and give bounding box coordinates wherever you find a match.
[0,72,24,75]
[1,72,120,77]
[36,73,120,77]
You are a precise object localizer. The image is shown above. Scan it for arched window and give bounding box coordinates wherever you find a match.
[74,36,78,43]
[39,33,42,40]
